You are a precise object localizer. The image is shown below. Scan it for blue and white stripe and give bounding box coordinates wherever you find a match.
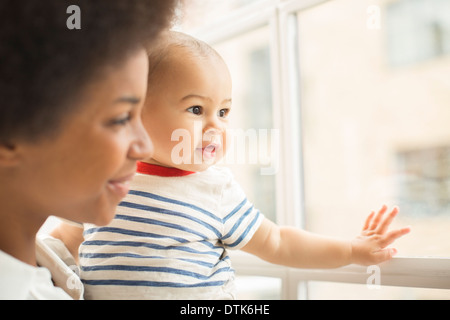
[79,166,263,299]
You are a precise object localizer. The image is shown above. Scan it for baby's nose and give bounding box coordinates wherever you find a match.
[203,128,222,144]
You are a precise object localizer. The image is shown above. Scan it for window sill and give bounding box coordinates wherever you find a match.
[230,251,450,290]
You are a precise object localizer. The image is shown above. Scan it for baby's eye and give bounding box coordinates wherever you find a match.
[187,106,202,115]
[218,108,230,118]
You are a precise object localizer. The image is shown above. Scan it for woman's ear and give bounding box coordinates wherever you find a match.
[0,142,22,167]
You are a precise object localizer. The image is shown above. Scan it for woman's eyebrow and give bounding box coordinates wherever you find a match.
[113,96,141,105]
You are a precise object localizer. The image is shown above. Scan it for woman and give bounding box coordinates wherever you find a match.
[0,0,176,299]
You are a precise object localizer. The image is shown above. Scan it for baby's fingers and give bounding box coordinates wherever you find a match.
[369,205,388,230]
[379,226,411,248]
[376,206,399,234]
[362,211,375,231]
[372,248,398,264]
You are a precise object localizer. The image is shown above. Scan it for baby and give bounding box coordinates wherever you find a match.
[54,31,410,299]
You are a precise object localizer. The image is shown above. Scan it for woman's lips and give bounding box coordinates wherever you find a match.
[107,172,135,199]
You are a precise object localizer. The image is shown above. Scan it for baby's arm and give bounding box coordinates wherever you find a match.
[242,205,410,268]
[50,221,84,264]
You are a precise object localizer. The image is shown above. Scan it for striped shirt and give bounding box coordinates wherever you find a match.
[80,163,263,299]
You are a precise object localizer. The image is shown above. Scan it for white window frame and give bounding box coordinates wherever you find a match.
[186,0,450,299]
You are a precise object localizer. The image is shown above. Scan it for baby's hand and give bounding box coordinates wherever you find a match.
[350,205,410,266]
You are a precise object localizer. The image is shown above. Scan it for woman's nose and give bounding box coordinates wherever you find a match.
[129,119,153,160]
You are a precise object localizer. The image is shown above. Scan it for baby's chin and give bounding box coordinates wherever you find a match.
[178,156,225,173]
[148,149,226,172]
[174,161,218,173]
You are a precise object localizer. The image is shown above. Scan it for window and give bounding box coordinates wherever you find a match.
[305,281,450,300]
[235,276,282,299]
[297,0,450,258]
[176,0,271,32]
[396,146,450,217]
[386,0,450,67]
[173,0,450,299]
[213,26,278,222]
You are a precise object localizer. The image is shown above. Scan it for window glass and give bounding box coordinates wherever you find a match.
[213,26,278,222]
[304,281,450,300]
[235,276,282,299]
[297,0,450,257]
[177,0,267,31]
[386,0,450,66]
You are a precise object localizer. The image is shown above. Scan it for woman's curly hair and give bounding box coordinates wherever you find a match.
[0,0,176,143]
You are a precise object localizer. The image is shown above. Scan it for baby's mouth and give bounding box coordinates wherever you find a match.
[198,143,220,160]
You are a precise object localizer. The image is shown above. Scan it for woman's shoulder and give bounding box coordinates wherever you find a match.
[0,247,73,300]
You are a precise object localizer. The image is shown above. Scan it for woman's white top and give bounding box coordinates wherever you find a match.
[0,236,83,300]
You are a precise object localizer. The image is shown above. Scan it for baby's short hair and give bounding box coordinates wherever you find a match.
[147,31,223,81]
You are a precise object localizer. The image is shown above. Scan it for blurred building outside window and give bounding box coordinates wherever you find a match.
[176,0,450,300]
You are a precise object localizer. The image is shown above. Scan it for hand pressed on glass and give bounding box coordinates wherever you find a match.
[351,205,411,265]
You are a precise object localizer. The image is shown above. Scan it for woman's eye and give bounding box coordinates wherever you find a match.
[187,106,202,115]
[110,113,132,126]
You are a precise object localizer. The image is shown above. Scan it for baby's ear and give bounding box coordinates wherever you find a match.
[0,141,22,167]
